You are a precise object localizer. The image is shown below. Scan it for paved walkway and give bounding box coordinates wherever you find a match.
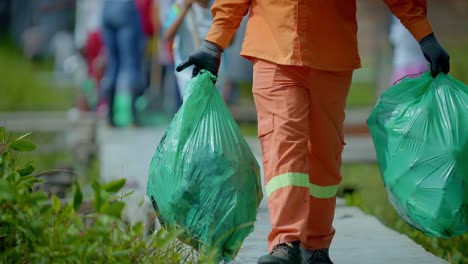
[97,123,446,264]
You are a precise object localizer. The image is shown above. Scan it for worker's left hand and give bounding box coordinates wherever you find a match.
[419,33,450,78]
[176,41,223,78]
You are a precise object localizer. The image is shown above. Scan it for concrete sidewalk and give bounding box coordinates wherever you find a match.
[234,206,446,264]
[97,124,446,264]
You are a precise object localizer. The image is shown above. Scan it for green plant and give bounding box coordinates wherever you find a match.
[0,128,217,263]
[347,81,375,107]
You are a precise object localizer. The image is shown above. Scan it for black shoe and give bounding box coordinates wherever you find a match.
[258,241,301,264]
[301,248,333,264]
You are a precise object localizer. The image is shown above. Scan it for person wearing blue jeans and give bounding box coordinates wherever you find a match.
[101,0,144,126]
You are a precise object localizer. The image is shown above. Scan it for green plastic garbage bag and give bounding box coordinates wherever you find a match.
[147,71,263,261]
[368,72,468,238]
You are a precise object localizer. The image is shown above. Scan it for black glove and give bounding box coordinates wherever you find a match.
[419,33,450,78]
[176,41,223,77]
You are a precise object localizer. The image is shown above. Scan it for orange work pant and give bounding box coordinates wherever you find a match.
[252,59,353,251]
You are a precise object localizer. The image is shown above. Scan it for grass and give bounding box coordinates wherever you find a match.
[339,164,468,264]
[0,36,75,112]
[238,123,258,137]
[447,38,468,84]
[346,81,375,107]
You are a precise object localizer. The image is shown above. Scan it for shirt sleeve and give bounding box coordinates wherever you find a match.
[205,0,251,49]
[384,0,433,41]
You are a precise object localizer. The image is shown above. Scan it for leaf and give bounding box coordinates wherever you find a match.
[153,227,183,249]
[62,204,75,218]
[16,224,36,241]
[18,162,35,176]
[112,249,132,257]
[0,127,4,142]
[101,202,125,218]
[40,202,52,215]
[122,190,135,198]
[1,152,10,166]
[138,198,144,207]
[73,179,83,212]
[102,178,126,193]
[9,140,36,152]
[51,195,61,213]
[17,175,42,190]
[92,181,102,211]
[0,225,9,237]
[0,179,15,200]
[132,222,143,234]
[11,171,20,181]
[16,132,32,141]
[26,190,48,202]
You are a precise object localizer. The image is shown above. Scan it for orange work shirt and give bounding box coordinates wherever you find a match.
[206,0,433,71]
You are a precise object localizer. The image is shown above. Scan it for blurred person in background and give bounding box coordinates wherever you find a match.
[74,0,105,112]
[100,0,145,127]
[156,0,183,112]
[162,0,226,99]
[136,0,159,90]
[159,33,183,112]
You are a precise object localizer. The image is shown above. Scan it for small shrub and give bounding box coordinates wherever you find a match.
[0,128,215,263]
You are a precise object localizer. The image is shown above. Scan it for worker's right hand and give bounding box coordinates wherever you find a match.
[176,41,223,77]
[419,33,450,78]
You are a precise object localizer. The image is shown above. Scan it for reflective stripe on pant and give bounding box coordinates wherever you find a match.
[252,59,352,251]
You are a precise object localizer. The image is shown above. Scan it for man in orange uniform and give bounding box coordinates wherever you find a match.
[177,1,450,263]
